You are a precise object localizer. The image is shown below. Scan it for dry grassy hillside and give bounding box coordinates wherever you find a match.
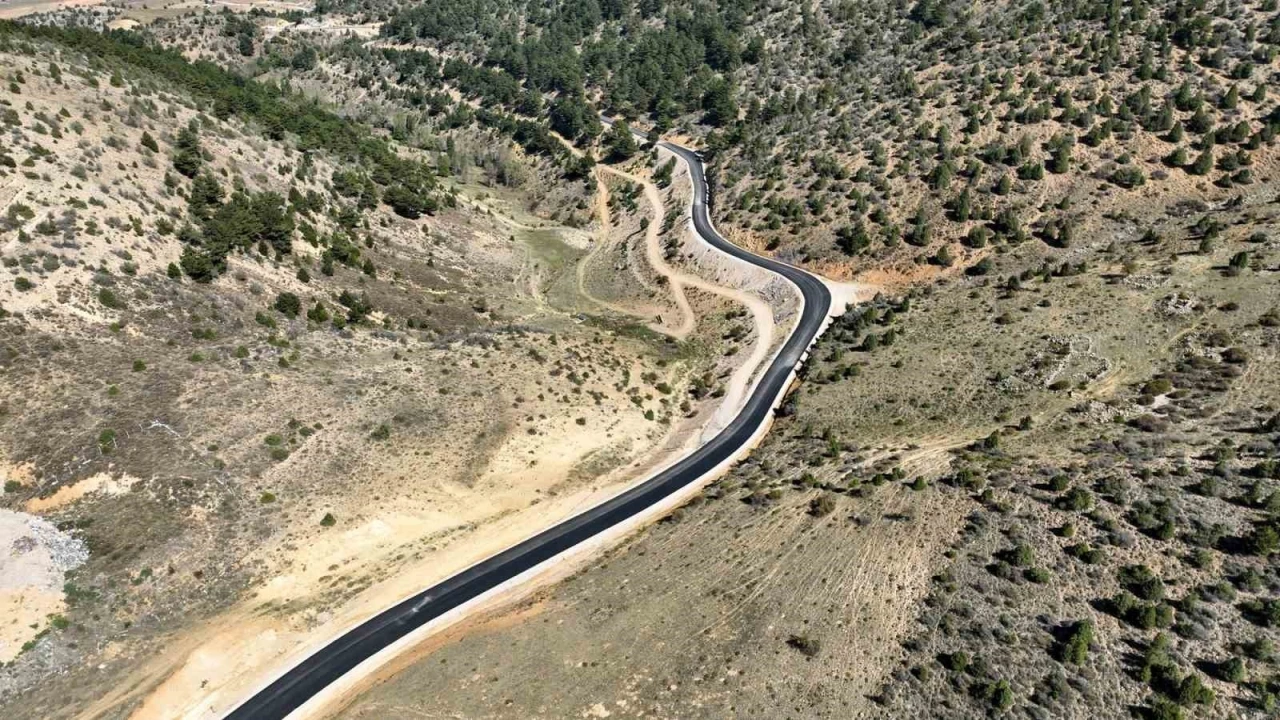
[336,93,1280,720]
[0,24,746,718]
[1,2,1279,720]
[306,0,1280,281]
[711,0,1280,277]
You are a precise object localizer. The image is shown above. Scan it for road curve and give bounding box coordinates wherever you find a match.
[223,140,833,720]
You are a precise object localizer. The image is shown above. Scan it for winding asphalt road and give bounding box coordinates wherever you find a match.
[224,139,833,720]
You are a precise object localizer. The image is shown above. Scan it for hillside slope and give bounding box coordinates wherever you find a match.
[1,3,1279,720]
[365,0,1280,279]
[0,22,744,718]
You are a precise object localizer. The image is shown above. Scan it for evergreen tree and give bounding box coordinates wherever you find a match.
[274,292,301,318]
[1188,149,1214,175]
[173,123,203,178]
[188,172,224,220]
[605,119,638,160]
[702,77,738,127]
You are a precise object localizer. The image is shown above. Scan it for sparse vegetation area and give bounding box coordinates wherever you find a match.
[1,0,1278,717]
[0,11,735,717]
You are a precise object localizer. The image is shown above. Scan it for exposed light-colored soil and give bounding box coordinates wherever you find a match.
[23,472,138,513]
[0,510,88,662]
[0,0,310,20]
[599,158,791,437]
[0,0,100,19]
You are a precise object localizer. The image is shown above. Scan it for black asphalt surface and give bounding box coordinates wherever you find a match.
[223,140,832,720]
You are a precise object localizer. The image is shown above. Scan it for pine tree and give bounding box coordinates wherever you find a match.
[1188,149,1214,175]
[702,77,738,127]
[173,123,203,178]
[188,172,224,220]
[605,120,638,161]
